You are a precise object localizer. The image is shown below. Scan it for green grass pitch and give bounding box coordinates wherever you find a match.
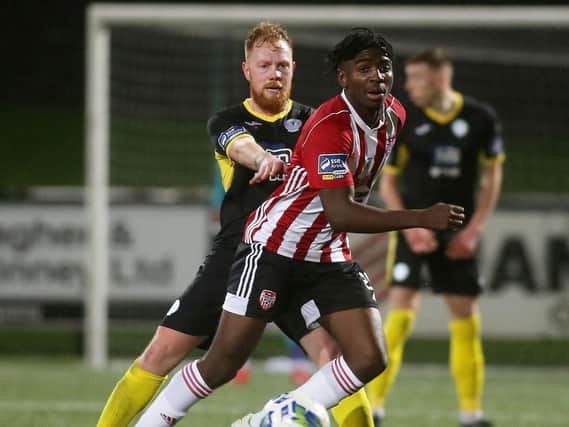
[1,357,567,427]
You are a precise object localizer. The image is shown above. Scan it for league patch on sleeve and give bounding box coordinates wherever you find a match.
[318,153,349,180]
[217,125,248,151]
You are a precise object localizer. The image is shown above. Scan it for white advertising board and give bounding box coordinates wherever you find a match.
[349,210,569,338]
[0,204,209,302]
[1,205,568,336]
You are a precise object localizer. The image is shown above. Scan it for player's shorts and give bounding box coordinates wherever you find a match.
[223,242,379,342]
[387,231,483,296]
[160,236,238,349]
[160,237,319,349]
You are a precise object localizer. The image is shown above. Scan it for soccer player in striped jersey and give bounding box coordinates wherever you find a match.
[367,48,504,427]
[134,28,465,427]
[96,22,376,427]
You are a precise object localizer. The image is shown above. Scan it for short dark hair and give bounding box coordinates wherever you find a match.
[326,27,393,71]
[406,47,452,69]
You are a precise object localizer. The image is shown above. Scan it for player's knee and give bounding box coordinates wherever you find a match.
[139,340,186,375]
[344,345,388,382]
[316,338,341,366]
[199,354,245,387]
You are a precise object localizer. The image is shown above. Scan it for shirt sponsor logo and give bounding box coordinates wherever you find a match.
[266,147,292,182]
[318,154,348,178]
[218,125,248,150]
[284,118,303,132]
[259,289,277,311]
[430,145,461,178]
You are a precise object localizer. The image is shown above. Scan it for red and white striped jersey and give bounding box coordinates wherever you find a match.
[244,91,406,262]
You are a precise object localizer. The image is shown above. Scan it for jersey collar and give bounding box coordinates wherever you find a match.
[341,90,384,133]
[243,99,293,122]
[423,91,464,125]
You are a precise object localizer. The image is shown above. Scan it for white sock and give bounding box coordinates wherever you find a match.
[293,356,364,409]
[459,410,483,424]
[373,407,386,420]
[135,361,213,426]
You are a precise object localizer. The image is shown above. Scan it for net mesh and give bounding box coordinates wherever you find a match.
[108,22,569,195]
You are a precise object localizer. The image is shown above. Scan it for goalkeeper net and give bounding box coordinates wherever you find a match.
[86,4,569,367]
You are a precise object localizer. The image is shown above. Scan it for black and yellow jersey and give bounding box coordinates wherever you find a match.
[208,99,314,242]
[385,92,505,217]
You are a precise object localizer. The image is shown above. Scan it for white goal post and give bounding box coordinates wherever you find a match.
[85,3,569,368]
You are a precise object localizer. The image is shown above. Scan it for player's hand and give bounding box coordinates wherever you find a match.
[403,228,438,254]
[249,152,287,184]
[445,225,479,259]
[421,202,465,231]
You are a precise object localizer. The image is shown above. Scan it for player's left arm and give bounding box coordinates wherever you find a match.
[446,109,505,259]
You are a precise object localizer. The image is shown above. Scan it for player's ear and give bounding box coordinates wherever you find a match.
[337,67,348,88]
[242,61,251,82]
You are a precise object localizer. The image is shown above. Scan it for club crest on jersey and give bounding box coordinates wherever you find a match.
[451,119,469,138]
[284,118,303,132]
[259,290,277,311]
[318,153,348,180]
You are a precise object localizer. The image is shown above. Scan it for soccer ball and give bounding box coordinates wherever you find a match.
[258,392,330,427]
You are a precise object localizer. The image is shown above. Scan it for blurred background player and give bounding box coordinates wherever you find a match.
[367,47,505,427]
[95,21,374,427]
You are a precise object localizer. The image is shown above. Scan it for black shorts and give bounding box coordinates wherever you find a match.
[387,231,482,296]
[160,237,237,349]
[222,242,379,341]
[160,238,315,349]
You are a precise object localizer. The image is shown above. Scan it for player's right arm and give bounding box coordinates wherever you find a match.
[226,136,287,184]
[300,121,464,234]
[320,185,463,233]
[207,114,286,185]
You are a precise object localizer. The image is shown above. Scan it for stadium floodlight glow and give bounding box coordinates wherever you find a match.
[85,3,569,369]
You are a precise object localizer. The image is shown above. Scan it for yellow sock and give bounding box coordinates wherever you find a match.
[367,309,416,410]
[96,360,166,427]
[331,388,373,426]
[449,314,485,412]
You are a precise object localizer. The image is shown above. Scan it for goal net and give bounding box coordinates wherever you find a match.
[85,4,569,367]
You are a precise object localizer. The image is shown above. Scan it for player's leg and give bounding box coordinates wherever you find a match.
[135,312,267,427]
[300,326,375,427]
[286,336,312,386]
[446,295,487,426]
[231,261,383,427]
[289,262,386,408]
[295,306,387,409]
[366,287,419,424]
[96,327,204,427]
[437,253,489,427]
[135,243,291,427]
[96,241,235,427]
[367,231,422,425]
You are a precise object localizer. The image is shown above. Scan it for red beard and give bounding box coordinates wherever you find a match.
[251,83,291,115]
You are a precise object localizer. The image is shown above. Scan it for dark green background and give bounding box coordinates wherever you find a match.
[3,0,568,194]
